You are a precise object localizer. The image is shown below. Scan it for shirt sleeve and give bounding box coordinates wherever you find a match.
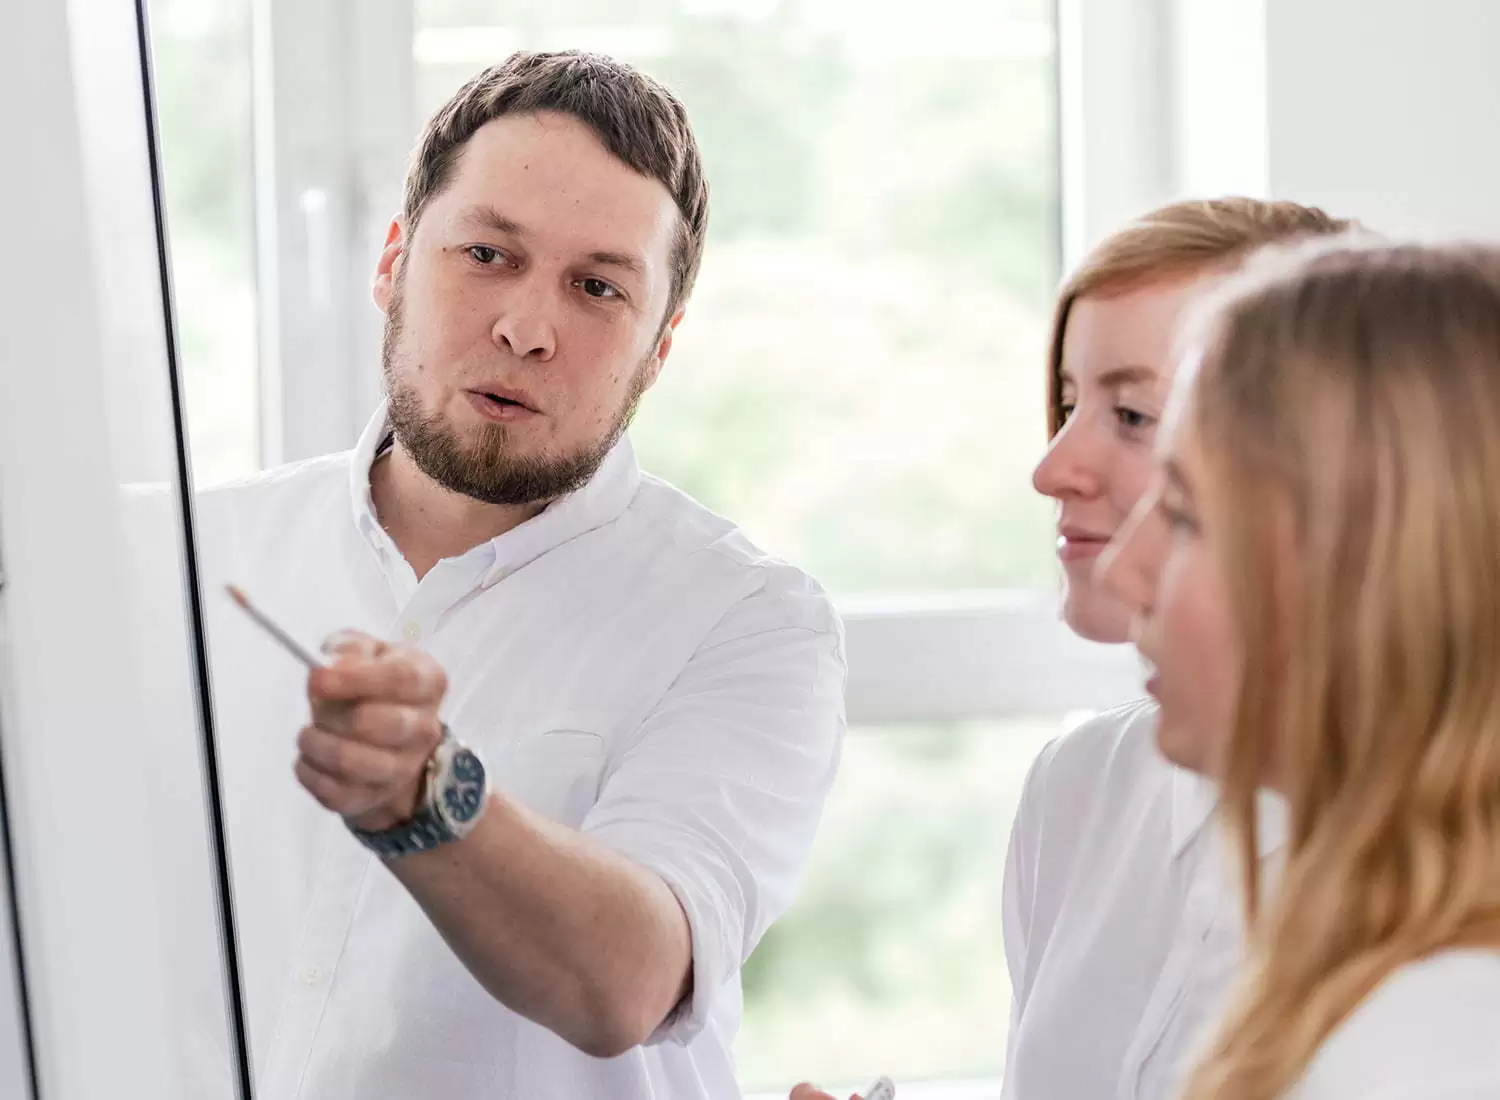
[1000,737,1057,1087]
[579,568,847,1046]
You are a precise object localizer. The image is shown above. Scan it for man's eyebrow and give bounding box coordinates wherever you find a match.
[454,206,645,278]
[586,251,645,276]
[457,205,526,236]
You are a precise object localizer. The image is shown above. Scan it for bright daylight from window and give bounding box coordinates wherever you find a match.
[153,0,1063,1092]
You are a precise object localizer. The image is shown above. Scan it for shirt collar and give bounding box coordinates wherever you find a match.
[1170,765,1288,862]
[347,401,643,585]
[349,406,391,544]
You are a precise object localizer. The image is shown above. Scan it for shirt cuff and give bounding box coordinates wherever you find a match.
[632,849,740,1047]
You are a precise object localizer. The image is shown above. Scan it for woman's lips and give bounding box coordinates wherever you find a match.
[1057,534,1110,562]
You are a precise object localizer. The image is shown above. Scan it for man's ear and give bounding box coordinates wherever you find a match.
[641,309,686,391]
[372,217,407,314]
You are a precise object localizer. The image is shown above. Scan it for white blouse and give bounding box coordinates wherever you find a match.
[1289,948,1500,1099]
[1001,699,1286,1100]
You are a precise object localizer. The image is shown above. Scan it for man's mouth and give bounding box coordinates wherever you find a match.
[464,389,539,422]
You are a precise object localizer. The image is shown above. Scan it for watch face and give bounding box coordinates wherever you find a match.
[451,749,484,785]
[441,747,486,825]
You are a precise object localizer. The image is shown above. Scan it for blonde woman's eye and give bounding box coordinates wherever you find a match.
[1160,502,1199,535]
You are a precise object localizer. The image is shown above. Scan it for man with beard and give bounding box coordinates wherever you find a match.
[194,51,845,1100]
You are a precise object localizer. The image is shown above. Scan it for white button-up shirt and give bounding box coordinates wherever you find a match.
[181,407,846,1099]
[1289,948,1500,1099]
[1000,699,1285,1100]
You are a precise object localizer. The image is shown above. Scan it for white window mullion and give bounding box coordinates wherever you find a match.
[252,0,413,467]
[1057,0,1176,269]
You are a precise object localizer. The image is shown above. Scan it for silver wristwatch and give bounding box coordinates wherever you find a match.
[348,726,489,858]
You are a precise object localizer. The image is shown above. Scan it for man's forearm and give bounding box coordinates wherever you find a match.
[384,793,693,1058]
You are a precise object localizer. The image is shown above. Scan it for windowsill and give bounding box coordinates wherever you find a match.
[746,1076,1003,1100]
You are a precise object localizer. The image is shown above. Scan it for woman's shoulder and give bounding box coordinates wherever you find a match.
[1293,948,1500,1099]
[1009,697,1172,867]
[1024,697,1163,804]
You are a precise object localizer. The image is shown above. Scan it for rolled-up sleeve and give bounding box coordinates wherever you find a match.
[580,569,847,1045]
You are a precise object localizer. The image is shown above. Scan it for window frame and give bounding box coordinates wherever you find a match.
[0,0,254,1095]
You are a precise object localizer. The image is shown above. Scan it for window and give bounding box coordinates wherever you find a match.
[130,0,1142,1092]
[738,718,1060,1094]
[152,0,261,487]
[2,1,250,1089]
[418,2,1070,1091]
[415,0,1062,596]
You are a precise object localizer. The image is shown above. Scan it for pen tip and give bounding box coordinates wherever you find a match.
[226,584,248,608]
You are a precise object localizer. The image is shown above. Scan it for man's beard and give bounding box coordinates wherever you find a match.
[380,280,650,507]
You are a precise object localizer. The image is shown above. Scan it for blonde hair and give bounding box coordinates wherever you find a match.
[1179,240,1500,1100]
[1047,197,1352,435]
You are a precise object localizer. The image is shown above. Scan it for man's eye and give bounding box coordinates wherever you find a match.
[467,246,502,265]
[578,278,621,300]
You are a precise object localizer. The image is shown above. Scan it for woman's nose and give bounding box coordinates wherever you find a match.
[1032,418,1104,502]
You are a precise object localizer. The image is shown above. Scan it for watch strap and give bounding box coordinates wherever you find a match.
[347,724,482,858]
[349,804,458,858]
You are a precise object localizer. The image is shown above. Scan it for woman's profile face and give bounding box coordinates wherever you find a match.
[1033,271,1227,644]
[1097,395,1242,776]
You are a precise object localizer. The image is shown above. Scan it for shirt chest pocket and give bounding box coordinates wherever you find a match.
[487,728,608,830]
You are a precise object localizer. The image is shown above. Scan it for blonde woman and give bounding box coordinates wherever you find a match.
[791,199,1350,1100]
[1102,239,1500,1098]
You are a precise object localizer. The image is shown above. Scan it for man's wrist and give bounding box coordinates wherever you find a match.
[346,775,426,833]
[347,728,489,857]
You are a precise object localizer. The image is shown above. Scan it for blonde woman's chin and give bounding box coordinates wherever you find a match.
[1149,691,1217,777]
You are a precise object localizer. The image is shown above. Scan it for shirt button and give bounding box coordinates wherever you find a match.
[300,967,322,986]
[402,621,421,642]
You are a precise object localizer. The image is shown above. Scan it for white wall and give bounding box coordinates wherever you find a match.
[1064,0,1500,264]
[1169,0,1269,201]
[1263,0,1500,239]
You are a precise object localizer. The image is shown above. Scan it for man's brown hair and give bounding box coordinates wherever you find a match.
[403,50,710,325]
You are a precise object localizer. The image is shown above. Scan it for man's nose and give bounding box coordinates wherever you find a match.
[491,277,559,361]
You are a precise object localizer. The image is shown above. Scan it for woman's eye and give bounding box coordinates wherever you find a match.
[1116,407,1157,431]
[1160,502,1199,536]
[467,245,508,265]
[578,277,621,300]
[1058,403,1077,424]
